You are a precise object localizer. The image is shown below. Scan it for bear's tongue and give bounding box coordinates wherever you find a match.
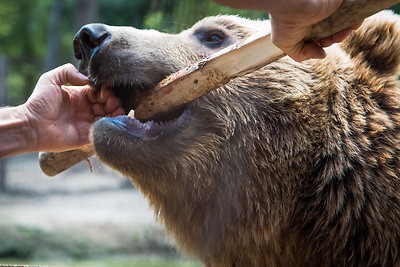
[108,114,180,139]
[107,107,192,139]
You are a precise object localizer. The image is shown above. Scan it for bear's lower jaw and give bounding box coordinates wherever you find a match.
[94,104,192,140]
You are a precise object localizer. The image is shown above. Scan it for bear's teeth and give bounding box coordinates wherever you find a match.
[100,84,106,100]
[128,110,135,118]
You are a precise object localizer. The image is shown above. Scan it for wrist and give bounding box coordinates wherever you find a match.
[20,103,40,151]
[0,104,39,158]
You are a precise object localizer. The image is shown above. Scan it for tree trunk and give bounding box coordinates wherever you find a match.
[74,0,99,31]
[44,0,63,72]
[0,56,8,192]
[73,0,99,65]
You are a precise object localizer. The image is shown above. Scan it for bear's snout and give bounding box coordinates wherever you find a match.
[73,23,110,62]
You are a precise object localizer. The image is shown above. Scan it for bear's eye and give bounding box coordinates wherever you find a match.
[204,32,224,44]
[195,29,226,48]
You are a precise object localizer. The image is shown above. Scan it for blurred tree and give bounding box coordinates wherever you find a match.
[172,0,267,32]
[0,0,51,105]
[99,0,151,27]
[0,56,7,192]
[75,0,99,30]
[391,3,400,14]
[0,0,399,106]
[45,0,63,71]
[143,0,268,33]
[71,0,99,66]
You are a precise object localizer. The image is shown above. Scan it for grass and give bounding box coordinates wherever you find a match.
[0,224,176,259]
[0,224,202,266]
[1,255,203,267]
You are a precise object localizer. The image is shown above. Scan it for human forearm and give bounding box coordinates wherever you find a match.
[0,105,38,158]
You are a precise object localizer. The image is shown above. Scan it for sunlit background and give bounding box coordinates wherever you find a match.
[1,0,400,266]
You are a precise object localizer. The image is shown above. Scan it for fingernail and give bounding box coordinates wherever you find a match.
[77,72,89,81]
[318,49,327,59]
[302,46,326,61]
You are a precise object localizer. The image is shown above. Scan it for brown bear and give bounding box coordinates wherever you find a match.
[73,11,400,266]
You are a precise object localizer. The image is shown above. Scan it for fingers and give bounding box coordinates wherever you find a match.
[350,21,363,31]
[93,95,124,119]
[271,32,315,62]
[105,96,123,114]
[268,0,361,63]
[274,22,362,62]
[302,21,362,60]
[92,100,124,117]
[92,104,106,117]
[282,42,326,63]
[269,14,312,62]
[87,87,125,119]
[66,85,124,121]
[318,22,362,48]
[299,42,326,61]
[44,63,88,86]
[87,87,115,104]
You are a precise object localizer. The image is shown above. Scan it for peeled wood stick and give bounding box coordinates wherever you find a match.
[38,145,93,177]
[309,0,397,42]
[134,32,283,119]
[39,0,399,176]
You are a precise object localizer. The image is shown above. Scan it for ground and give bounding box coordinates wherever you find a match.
[0,153,201,266]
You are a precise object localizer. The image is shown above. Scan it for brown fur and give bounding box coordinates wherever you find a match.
[78,11,400,266]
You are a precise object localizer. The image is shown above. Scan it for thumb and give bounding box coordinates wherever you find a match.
[46,63,89,86]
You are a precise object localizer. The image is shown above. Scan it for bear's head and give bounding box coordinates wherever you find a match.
[73,12,400,266]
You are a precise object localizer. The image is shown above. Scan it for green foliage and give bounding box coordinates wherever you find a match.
[0,0,267,105]
[4,256,202,267]
[1,0,399,105]
[143,0,268,33]
[0,223,202,266]
[144,11,165,30]
[171,0,267,32]
[0,0,52,105]
[391,3,400,15]
[100,0,151,27]
[0,223,179,261]
[0,226,46,258]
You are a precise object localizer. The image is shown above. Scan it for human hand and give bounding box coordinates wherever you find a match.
[24,63,124,152]
[268,0,361,62]
[213,0,361,62]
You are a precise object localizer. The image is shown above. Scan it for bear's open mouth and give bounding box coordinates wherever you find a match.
[91,79,190,139]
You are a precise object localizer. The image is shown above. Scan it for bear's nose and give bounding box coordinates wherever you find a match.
[73,23,110,60]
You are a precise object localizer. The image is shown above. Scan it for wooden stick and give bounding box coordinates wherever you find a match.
[309,0,398,42]
[38,145,93,177]
[39,0,399,176]
[134,32,283,120]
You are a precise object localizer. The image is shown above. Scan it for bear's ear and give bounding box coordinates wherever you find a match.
[340,10,400,77]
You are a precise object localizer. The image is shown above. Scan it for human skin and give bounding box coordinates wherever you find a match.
[213,0,360,62]
[0,63,124,158]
